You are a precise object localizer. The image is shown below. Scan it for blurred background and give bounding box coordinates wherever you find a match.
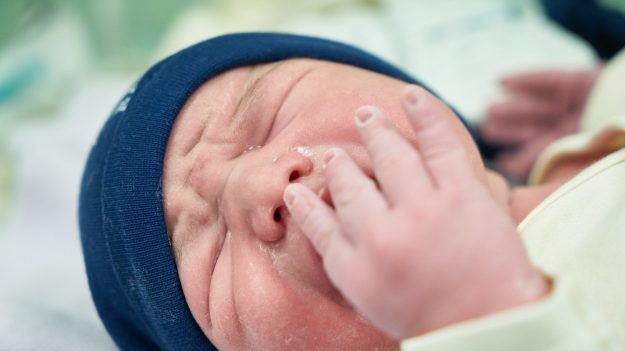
[0,0,622,349]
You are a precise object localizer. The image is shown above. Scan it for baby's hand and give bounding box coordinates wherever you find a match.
[284,86,549,340]
[481,68,601,180]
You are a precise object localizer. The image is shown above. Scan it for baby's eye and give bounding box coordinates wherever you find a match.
[243,145,263,154]
[266,111,292,141]
[371,176,381,190]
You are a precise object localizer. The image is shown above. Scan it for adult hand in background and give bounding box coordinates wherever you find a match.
[480,68,601,180]
[284,86,550,340]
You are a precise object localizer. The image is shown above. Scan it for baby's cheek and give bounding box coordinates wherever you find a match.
[207,238,244,349]
[206,209,306,348]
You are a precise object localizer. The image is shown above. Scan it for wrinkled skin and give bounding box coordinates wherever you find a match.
[163,59,554,350]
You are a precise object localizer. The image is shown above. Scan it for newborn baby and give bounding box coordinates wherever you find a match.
[80,33,625,350]
[163,57,556,350]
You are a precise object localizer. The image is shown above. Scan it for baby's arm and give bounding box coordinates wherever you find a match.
[284,85,549,340]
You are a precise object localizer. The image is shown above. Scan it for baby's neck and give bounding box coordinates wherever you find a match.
[509,152,604,224]
[509,180,563,224]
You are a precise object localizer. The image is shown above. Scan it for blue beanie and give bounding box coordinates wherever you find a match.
[79,32,469,350]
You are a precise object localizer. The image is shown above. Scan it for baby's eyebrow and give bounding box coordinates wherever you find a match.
[228,62,286,132]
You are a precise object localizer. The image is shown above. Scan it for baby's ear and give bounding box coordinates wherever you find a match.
[485,169,511,212]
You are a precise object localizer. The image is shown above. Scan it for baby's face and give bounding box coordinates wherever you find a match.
[163,59,485,350]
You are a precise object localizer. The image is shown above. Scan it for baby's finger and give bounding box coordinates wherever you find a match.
[354,105,432,204]
[284,184,355,290]
[401,85,474,189]
[284,183,352,256]
[480,117,547,145]
[487,98,563,125]
[498,128,569,179]
[501,71,565,96]
[323,148,389,241]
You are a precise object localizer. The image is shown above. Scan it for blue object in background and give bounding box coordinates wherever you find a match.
[542,0,625,59]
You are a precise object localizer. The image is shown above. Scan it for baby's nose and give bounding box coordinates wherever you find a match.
[247,150,314,242]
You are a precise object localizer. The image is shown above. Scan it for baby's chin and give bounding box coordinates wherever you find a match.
[208,236,396,350]
[210,284,397,351]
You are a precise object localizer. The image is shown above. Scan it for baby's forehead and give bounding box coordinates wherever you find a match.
[166,58,381,157]
[165,59,304,158]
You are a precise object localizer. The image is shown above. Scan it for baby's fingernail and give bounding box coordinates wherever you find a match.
[323,149,338,167]
[284,186,298,206]
[402,86,419,108]
[354,106,376,127]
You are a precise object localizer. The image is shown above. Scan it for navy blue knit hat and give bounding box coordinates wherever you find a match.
[79,32,469,350]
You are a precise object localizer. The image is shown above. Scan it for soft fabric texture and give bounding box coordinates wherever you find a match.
[402,48,625,351]
[78,32,468,350]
